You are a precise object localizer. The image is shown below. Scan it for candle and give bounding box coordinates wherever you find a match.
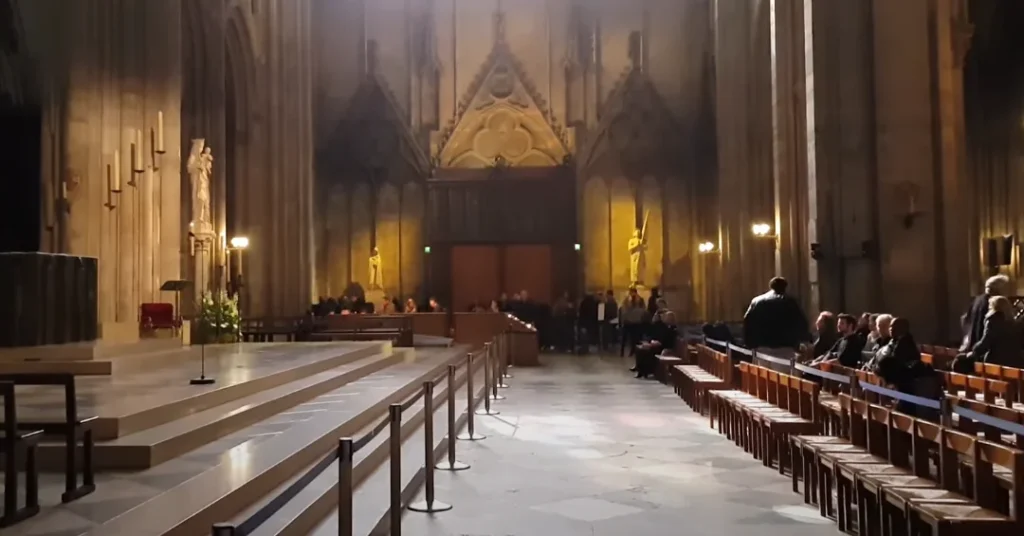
[136,129,145,171]
[156,111,165,153]
[112,150,121,191]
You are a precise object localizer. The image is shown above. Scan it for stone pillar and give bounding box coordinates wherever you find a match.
[770,0,813,312]
[713,0,774,320]
[872,0,945,339]
[933,0,973,333]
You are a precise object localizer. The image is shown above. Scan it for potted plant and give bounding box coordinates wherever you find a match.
[195,290,241,344]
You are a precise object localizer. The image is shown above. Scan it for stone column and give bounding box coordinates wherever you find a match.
[770,0,813,312]
[933,0,973,333]
[713,0,774,320]
[872,0,944,338]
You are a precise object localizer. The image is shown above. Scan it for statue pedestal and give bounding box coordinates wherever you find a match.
[632,284,652,303]
[365,289,386,311]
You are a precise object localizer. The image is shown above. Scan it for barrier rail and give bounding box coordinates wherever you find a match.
[211,332,513,536]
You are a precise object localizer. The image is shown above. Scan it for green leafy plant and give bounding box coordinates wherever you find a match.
[196,290,241,344]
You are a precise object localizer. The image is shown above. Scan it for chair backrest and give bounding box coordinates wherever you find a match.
[887,411,916,470]
[140,302,174,321]
[976,440,1024,519]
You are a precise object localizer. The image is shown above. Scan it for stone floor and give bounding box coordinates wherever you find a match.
[403,353,840,536]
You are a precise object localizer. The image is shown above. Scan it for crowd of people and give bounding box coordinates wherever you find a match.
[740,274,1024,419]
[311,294,445,316]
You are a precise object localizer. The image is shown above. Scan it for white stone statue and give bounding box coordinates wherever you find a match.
[368,247,382,290]
[187,139,213,230]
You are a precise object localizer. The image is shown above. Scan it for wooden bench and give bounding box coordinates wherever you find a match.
[240,316,308,342]
[0,374,97,503]
[311,315,414,347]
[708,362,820,472]
[1,381,42,527]
[671,344,733,414]
[654,354,684,385]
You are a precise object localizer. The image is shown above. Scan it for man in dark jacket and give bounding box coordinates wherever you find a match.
[743,277,809,349]
[813,314,866,367]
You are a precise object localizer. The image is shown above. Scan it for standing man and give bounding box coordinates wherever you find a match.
[743,277,809,351]
[600,289,619,351]
[619,288,646,358]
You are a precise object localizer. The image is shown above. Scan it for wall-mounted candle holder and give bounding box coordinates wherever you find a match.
[105,151,122,210]
[151,111,167,172]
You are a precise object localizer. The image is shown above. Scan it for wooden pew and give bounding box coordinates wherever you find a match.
[671,344,733,415]
[0,374,97,504]
[804,391,1024,536]
[310,315,414,346]
[707,362,820,472]
[1,381,42,527]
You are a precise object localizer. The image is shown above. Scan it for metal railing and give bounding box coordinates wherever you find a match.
[211,332,514,536]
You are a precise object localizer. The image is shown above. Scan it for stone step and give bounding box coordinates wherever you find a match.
[239,362,482,536]
[19,343,389,440]
[81,348,467,536]
[35,351,403,471]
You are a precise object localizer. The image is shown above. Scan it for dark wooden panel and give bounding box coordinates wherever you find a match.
[427,169,576,245]
[0,252,98,347]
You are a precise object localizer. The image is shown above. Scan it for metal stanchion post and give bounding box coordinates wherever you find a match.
[457,353,486,440]
[502,331,513,378]
[496,334,510,389]
[409,381,453,513]
[477,343,501,413]
[338,438,354,536]
[437,364,470,470]
[388,404,403,536]
[211,524,236,535]
[489,341,506,401]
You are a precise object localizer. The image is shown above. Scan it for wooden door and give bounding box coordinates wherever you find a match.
[450,245,500,312]
[504,245,553,304]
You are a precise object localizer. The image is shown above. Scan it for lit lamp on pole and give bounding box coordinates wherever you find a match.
[227,236,250,296]
[698,241,718,254]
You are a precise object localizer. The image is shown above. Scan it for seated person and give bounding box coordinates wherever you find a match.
[634,311,679,379]
[811,313,865,368]
[875,349,943,422]
[866,314,893,352]
[811,311,839,360]
[864,316,920,371]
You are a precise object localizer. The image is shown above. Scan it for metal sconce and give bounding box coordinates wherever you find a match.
[897,181,923,229]
[105,151,121,210]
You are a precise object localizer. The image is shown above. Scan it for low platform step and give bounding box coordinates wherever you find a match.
[237,362,482,536]
[83,348,467,536]
[36,351,403,470]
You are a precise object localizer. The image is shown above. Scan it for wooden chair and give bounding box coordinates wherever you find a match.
[0,381,42,527]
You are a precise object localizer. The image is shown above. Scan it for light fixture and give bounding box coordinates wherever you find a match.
[698,241,716,254]
[229,236,250,250]
[752,222,774,238]
[424,246,432,254]
[574,243,581,251]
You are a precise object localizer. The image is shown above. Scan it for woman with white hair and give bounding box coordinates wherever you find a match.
[966,295,1022,368]
[960,274,1010,351]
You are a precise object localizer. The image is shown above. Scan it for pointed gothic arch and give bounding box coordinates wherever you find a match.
[581,67,688,177]
[433,36,572,169]
[320,75,430,180]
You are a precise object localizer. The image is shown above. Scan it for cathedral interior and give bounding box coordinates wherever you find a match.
[0,0,1022,342]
